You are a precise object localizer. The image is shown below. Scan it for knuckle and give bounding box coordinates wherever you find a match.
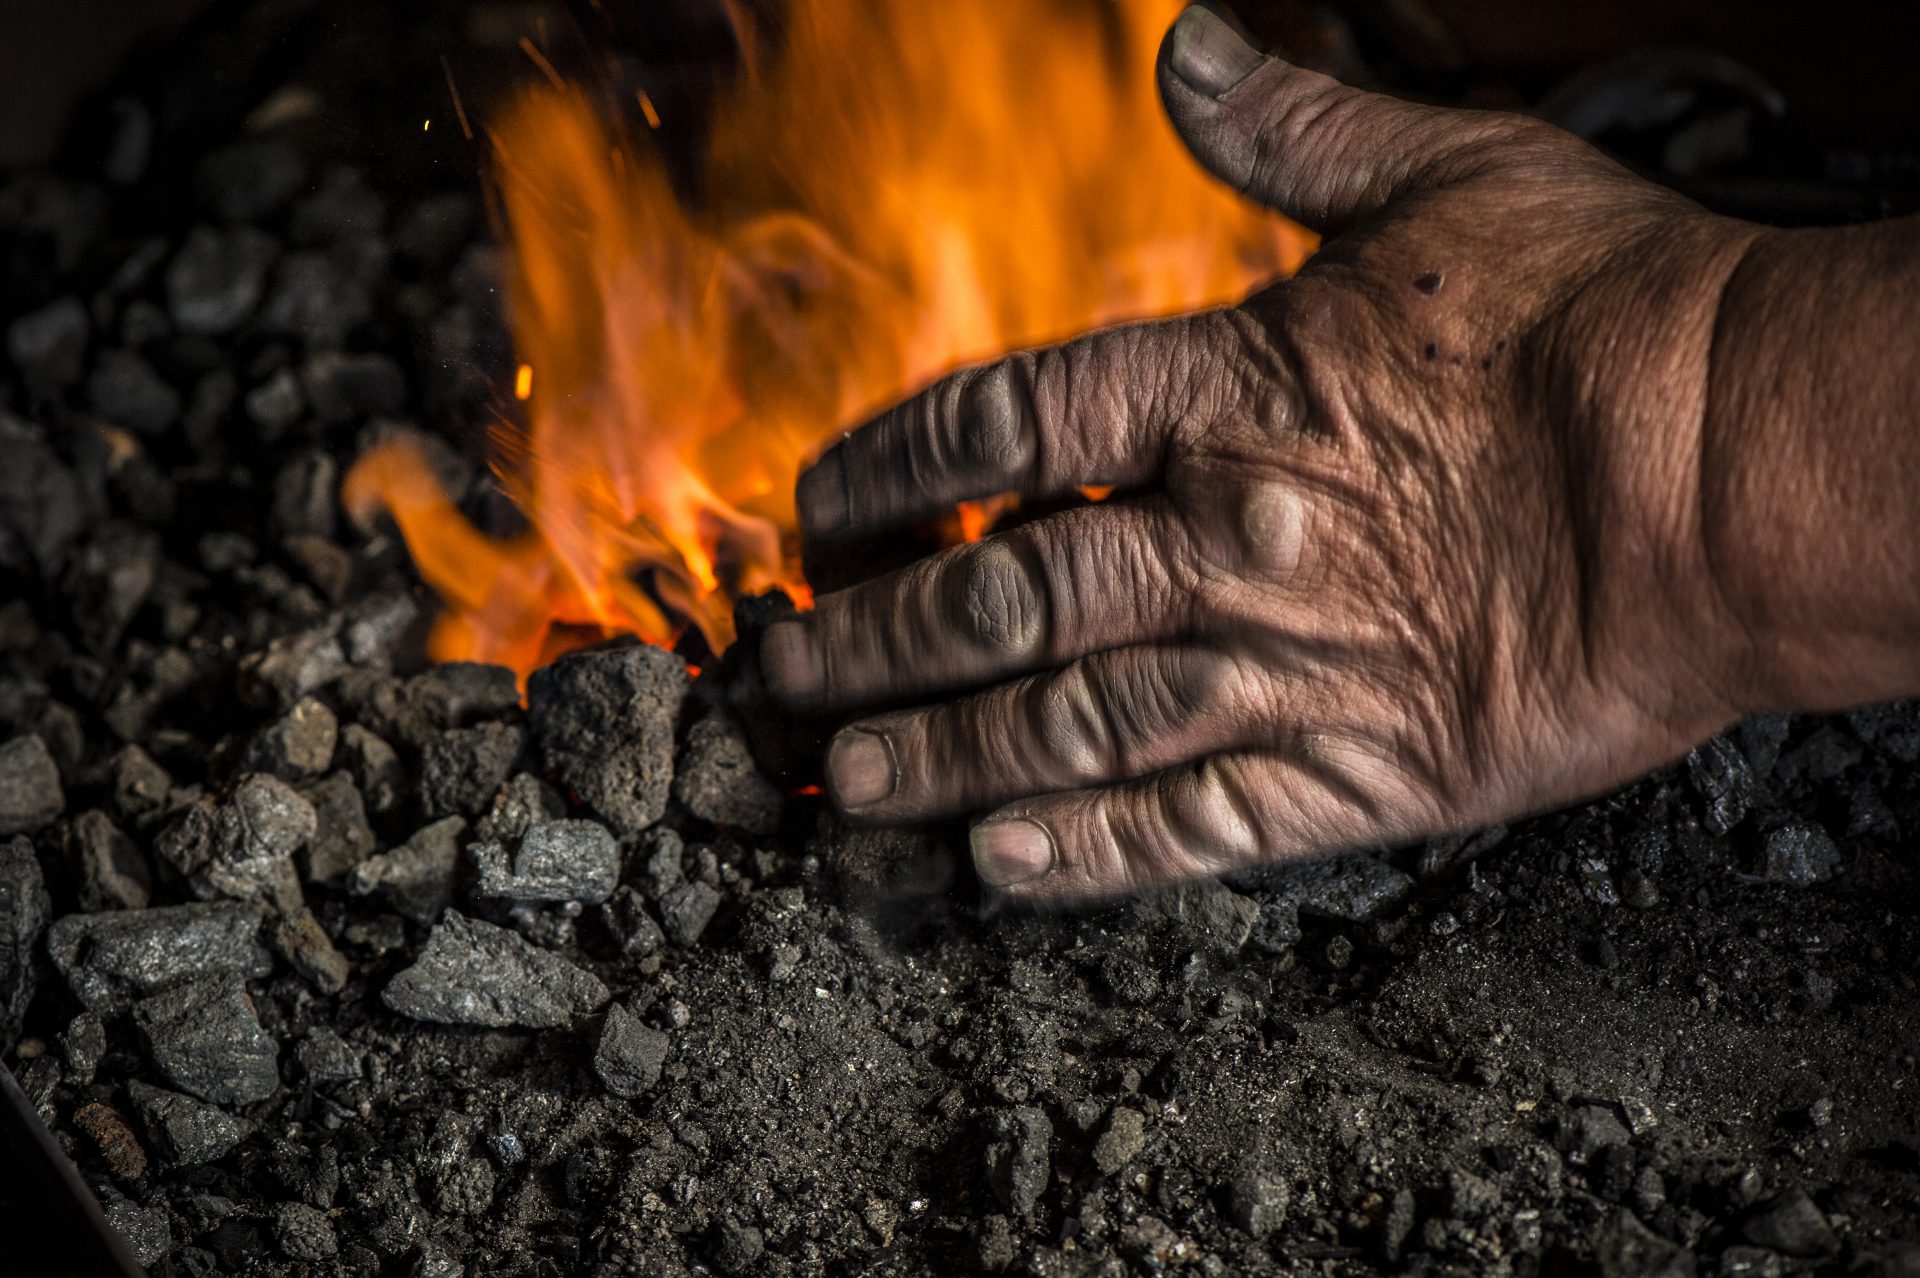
[1028,664,1112,783]
[950,539,1045,659]
[955,360,1035,482]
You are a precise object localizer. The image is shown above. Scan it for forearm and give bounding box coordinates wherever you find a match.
[1702,215,1920,711]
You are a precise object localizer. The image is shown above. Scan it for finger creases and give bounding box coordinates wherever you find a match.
[764,497,1196,711]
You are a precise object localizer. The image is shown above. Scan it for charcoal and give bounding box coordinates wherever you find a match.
[239,627,349,710]
[337,724,402,814]
[295,1027,361,1084]
[270,450,339,541]
[196,137,306,222]
[73,1099,148,1179]
[600,886,665,958]
[473,819,619,905]
[133,973,280,1106]
[302,350,405,422]
[1233,851,1413,923]
[67,809,153,910]
[1689,734,1755,834]
[61,1010,107,1081]
[259,248,374,347]
[985,1106,1051,1216]
[244,367,305,437]
[593,1002,670,1098]
[421,722,524,819]
[660,880,721,947]
[340,593,418,668]
[527,644,690,839]
[475,771,566,844]
[165,226,278,335]
[61,523,158,654]
[245,696,339,780]
[0,835,50,1049]
[299,770,376,884]
[88,348,181,435]
[7,294,88,391]
[47,901,270,1013]
[382,910,607,1028]
[1761,820,1843,886]
[673,710,783,834]
[156,774,315,909]
[271,907,348,993]
[129,1080,242,1165]
[109,744,173,825]
[347,816,464,922]
[0,424,87,576]
[1741,1188,1839,1258]
[104,1196,172,1267]
[274,1201,339,1261]
[0,733,65,834]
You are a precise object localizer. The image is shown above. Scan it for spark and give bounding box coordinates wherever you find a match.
[515,364,534,400]
[637,90,662,129]
[439,56,473,140]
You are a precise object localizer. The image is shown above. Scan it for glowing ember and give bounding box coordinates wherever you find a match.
[344,0,1313,680]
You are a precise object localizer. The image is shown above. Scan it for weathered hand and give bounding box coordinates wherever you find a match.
[762,6,1770,903]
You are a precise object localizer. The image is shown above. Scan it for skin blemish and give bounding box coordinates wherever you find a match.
[1414,272,1443,295]
[1423,342,1438,360]
[1495,339,1508,351]
[1481,356,1494,370]
[1450,354,1463,366]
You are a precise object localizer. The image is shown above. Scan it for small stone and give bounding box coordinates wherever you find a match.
[474,771,566,844]
[1620,1096,1659,1136]
[88,348,180,435]
[1323,933,1355,970]
[1740,1187,1839,1258]
[1760,821,1842,887]
[7,295,88,391]
[274,1201,338,1261]
[298,771,376,884]
[600,886,665,958]
[659,880,722,947]
[594,1002,670,1098]
[977,1216,1017,1271]
[347,816,465,923]
[1689,735,1755,835]
[60,1010,107,1082]
[382,910,608,1028]
[108,745,172,825]
[673,710,782,833]
[527,644,690,839]
[404,662,521,729]
[239,627,349,711]
[270,450,339,541]
[104,1196,172,1267]
[985,1106,1051,1216]
[712,1219,764,1277]
[156,774,315,910]
[165,225,278,334]
[420,722,524,819]
[1223,1168,1287,1236]
[128,1080,242,1165]
[642,827,685,899]
[246,696,338,780]
[1137,877,1258,953]
[1595,1208,1693,1278]
[73,1101,148,1179]
[1092,1107,1147,1175]
[295,1027,361,1084]
[133,974,281,1106]
[271,907,349,994]
[1444,1169,1502,1221]
[473,819,620,904]
[1235,851,1413,922]
[46,901,269,1013]
[244,367,304,437]
[0,733,65,835]
[337,724,401,814]
[1559,1105,1631,1166]
[66,809,151,910]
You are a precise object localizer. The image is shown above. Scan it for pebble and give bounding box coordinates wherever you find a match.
[133,974,281,1106]
[128,1080,242,1165]
[1594,1208,1693,1278]
[295,1027,362,1084]
[60,1011,106,1081]
[1223,1168,1287,1236]
[594,1002,671,1098]
[0,733,65,835]
[245,696,338,780]
[672,710,783,834]
[156,773,315,909]
[1689,735,1756,835]
[660,880,722,947]
[46,901,270,1013]
[273,1201,339,1261]
[104,1196,173,1267]
[302,350,405,422]
[298,771,376,884]
[196,137,306,222]
[1093,1107,1148,1175]
[527,644,690,839]
[1760,821,1842,887]
[382,910,608,1028]
[984,1106,1051,1216]
[347,816,465,922]
[1740,1187,1839,1258]
[238,627,349,711]
[420,722,525,819]
[108,744,172,825]
[66,808,152,911]
[475,772,567,845]
[271,906,349,993]
[1559,1105,1631,1166]
[337,724,401,814]
[473,818,620,904]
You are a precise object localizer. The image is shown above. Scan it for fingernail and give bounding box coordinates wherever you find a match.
[796,445,849,537]
[970,818,1055,889]
[827,728,897,809]
[1167,6,1264,99]
[761,620,824,702]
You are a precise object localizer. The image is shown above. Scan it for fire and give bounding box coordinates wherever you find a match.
[344,0,1313,680]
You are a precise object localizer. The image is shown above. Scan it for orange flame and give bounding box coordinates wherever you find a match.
[344,0,1312,680]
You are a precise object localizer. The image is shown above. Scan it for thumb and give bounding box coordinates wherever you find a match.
[1158,6,1522,232]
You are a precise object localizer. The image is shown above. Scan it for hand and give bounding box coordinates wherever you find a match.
[762,6,1771,904]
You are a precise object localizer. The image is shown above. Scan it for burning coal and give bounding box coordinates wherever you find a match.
[343,0,1313,680]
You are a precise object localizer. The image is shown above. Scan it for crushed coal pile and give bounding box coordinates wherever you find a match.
[4,2,1920,1276]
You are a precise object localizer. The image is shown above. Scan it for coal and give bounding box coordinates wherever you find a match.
[294,1027,361,1084]
[0,733,66,834]
[381,910,608,1028]
[259,248,374,347]
[244,366,305,436]
[133,973,281,1106]
[473,818,620,905]
[274,1201,339,1261]
[46,901,270,1013]
[67,809,154,910]
[594,1002,670,1098]
[526,644,690,839]
[0,424,87,576]
[1690,734,1757,834]
[238,627,349,710]
[61,1011,106,1082]
[1092,1106,1147,1175]
[475,771,566,844]
[347,815,464,922]
[104,1197,172,1268]
[1234,851,1413,922]
[659,880,721,947]
[298,770,376,884]
[337,723,401,814]
[673,710,783,834]
[1742,1187,1840,1257]
[271,906,348,993]
[420,722,524,819]
[1760,820,1843,886]
[244,695,339,780]
[985,1106,1051,1216]
[600,886,665,958]
[156,774,315,909]
[108,744,172,826]
[196,137,306,222]
[0,835,50,1049]
[302,350,405,422]
[7,294,88,391]
[270,450,339,542]
[165,225,278,335]
[87,348,181,436]
[61,523,158,654]
[1224,1169,1288,1236]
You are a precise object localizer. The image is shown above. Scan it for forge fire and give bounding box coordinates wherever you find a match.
[3,1,1920,1276]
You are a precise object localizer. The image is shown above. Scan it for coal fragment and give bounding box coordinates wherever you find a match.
[108,744,172,826]
[67,809,152,910]
[239,627,350,710]
[196,138,305,222]
[61,1010,106,1082]
[421,722,523,819]
[0,836,50,1049]
[133,974,281,1106]
[1594,1208,1693,1278]
[527,644,690,839]
[0,733,65,834]
[475,771,566,844]
[274,1201,338,1261]
[62,523,158,654]
[1223,1168,1287,1236]
[601,887,665,958]
[129,1080,242,1165]
[166,225,278,334]
[245,696,338,780]
[985,1106,1051,1216]
[157,774,315,909]
[270,907,348,994]
[7,295,88,391]
[270,450,339,541]
[1234,852,1413,922]
[295,1027,361,1084]
[1135,878,1258,954]
[1760,821,1842,887]
[73,1100,148,1179]
[1558,1104,1631,1166]
[594,1002,670,1098]
[0,425,87,576]
[298,771,376,884]
[1093,1107,1148,1175]
[104,1196,172,1267]
[1741,1187,1839,1258]
[382,910,607,1028]
[88,348,180,435]
[244,367,304,436]
[302,350,405,422]
[711,1220,764,1276]
[46,900,270,1013]
[347,816,464,923]
[474,819,619,904]
[659,880,721,947]
[673,710,783,833]
[1689,734,1755,834]
[338,724,401,814]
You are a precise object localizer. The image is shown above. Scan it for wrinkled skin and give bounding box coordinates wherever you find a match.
[757,8,1820,903]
